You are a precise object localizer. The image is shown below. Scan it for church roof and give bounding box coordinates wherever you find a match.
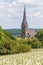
[28,29,36,37]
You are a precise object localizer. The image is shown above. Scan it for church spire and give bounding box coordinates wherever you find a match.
[21,5,28,38]
[23,5,26,22]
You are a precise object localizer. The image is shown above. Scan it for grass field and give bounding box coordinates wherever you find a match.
[0,49,43,65]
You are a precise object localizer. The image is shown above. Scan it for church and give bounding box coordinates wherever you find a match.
[21,7,36,38]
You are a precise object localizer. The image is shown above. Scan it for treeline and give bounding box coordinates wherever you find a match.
[0,26,43,55]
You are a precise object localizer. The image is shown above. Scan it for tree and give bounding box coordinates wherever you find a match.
[27,37,42,48]
[35,30,43,41]
[35,30,43,46]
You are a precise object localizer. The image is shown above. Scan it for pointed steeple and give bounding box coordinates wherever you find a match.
[21,5,28,38]
[23,5,26,22]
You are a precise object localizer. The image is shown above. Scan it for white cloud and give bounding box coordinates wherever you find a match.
[12,1,17,6]
[0,1,5,8]
[18,0,43,7]
[40,15,43,18]
[18,0,32,4]
[0,0,43,28]
[33,12,40,17]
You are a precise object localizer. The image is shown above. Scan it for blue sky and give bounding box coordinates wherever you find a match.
[0,0,43,29]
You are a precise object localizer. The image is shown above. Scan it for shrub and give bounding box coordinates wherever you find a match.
[35,30,43,47]
[35,30,43,41]
[13,43,31,54]
[27,38,42,48]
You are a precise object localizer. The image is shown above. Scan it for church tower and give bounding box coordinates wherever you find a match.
[21,6,28,38]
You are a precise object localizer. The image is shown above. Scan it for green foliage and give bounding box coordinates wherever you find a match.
[0,26,31,55]
[35,30,43,41]
[16,38,27,44]
[4,30,16,40]
[0,26,43,55]
[27,37,42,48]
[13,44,31,53]
[35,30,43,47]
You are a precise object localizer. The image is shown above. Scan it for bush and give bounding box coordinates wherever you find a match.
[35,30,43,41]
[27,38,42,48]
[35,30,43,47]
[12,43,31,54]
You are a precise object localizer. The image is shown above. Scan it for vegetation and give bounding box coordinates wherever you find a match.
[27,37,42,48]
[0,26,31,55]
[35,30,43,47]
[0,26,43,55]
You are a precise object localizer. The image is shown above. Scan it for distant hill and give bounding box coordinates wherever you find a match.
[4,29,21,37]
[5,29,21,35]
[4,28,43,37]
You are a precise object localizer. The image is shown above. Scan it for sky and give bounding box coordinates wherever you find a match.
[0,0,43,29]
